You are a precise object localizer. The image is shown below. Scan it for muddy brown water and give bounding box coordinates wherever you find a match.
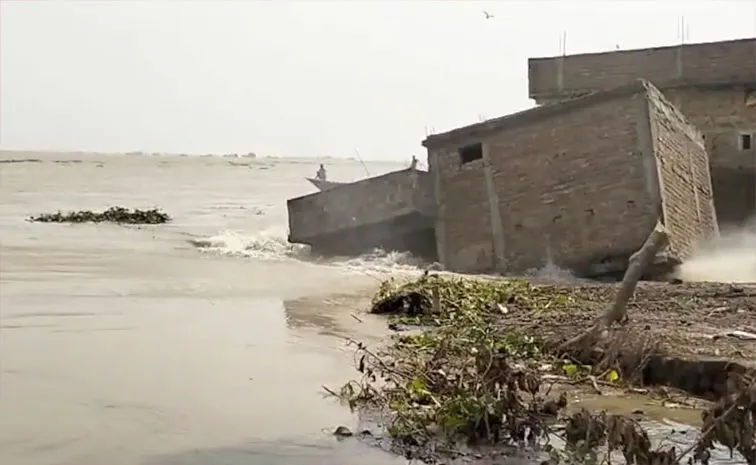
[0,152,745,464]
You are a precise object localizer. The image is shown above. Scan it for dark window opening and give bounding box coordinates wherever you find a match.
[741,133,752,151]
[458,143,483,164]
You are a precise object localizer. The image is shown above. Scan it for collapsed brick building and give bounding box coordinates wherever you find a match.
[287,38,751,275]
[423,80,717,276]
[287,168,437,259]
[528,37,756,226]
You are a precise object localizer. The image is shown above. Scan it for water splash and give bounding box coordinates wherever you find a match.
[324,248,425,273]
[188,230,423,273]
[188,230,308,260]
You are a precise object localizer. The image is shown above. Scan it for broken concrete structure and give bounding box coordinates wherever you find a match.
[528,37,756,226]
[423,80,718,276]
[287,168,437,259]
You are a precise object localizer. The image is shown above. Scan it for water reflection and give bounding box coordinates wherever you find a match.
[0,295,369,464]
[282,291,388,341]
[283,297,343,337]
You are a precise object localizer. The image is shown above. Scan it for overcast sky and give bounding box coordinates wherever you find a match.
[1,1,754,159]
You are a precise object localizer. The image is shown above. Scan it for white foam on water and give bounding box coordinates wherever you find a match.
[324,248,425,273]
[189,223,756,284]
[675,219,756,283]
[188,229,424,273]
[188,229,309,260]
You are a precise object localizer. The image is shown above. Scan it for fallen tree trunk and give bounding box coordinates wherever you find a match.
[555,220,669,353]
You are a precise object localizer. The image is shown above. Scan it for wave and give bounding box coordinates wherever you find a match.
[188,230,307,260]
[187,229,423,272]
[326,248,425,272]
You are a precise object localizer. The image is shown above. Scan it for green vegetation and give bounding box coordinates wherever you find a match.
[342,277,566,445]
[334,275,756,465]
[29,207,171,225]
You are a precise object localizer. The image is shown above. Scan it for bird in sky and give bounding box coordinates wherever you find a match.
[483,11,494,19]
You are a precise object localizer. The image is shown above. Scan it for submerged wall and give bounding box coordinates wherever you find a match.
[287,168,436,257]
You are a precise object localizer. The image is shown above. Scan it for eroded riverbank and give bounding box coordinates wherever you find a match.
[329,274,756,464]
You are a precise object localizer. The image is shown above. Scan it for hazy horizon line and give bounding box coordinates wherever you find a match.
[0,148,413,164]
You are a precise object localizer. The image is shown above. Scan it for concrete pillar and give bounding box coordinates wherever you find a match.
[481,143,506,272]
[429,149,447,267]
[675,45,684,81]
[636,96,663,221]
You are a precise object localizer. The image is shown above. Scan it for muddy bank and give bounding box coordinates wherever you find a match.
[529,281,756,364]
[333,275,756,464]
[508,280,756,399]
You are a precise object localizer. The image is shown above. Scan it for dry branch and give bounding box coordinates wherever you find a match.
[556,221,669,353]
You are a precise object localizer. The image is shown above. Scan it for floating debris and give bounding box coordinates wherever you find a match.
[333,426,353,438]
[28,207,171,225]
[0,158,42,164]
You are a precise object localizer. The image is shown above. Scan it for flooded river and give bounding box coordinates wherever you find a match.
[0,152,416,465]
[0,152,743,464]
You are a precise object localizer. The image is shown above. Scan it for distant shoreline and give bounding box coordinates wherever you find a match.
[0,150,405,164]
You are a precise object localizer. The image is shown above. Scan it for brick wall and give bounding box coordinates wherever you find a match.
[711,167,756,225]
[486,91,656,273]
[533,88,756,169]
[664,87,756,168]
[427,144,495,273]
[287,168,432,242]
[664,87,756,224]
[665,87,756,130]
[525,39,756,228]
[529,38,756,101]
[425,81,717,275]
[645,85,718,259]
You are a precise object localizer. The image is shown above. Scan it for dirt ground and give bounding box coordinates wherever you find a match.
[511,280,756,367]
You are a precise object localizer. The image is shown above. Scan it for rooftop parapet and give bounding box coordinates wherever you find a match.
[528,38,756,104]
